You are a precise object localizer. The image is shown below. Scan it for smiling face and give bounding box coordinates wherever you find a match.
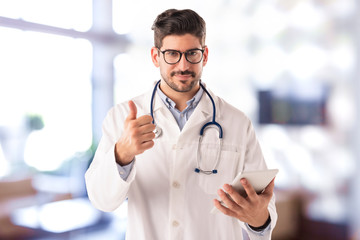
[151,33,208,97]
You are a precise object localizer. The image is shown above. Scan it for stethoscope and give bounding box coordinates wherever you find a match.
[150,80,223,175]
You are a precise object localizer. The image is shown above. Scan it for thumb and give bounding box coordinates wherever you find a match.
[127,100,137,120]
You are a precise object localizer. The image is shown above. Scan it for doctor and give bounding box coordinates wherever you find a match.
[85,8,277,240]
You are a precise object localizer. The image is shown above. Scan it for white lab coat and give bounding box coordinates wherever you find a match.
[85,84,277,240]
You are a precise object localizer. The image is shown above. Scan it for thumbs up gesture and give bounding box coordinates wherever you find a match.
[115,100,156,165]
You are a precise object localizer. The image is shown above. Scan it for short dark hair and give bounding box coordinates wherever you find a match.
[151,9,206,48]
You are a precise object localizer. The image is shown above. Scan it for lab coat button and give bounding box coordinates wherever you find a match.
[172,221,179,227]
[172,181,180,188]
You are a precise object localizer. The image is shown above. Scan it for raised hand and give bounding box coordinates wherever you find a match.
[115,100,156,165]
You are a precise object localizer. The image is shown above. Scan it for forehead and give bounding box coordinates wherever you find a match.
[161,34,202,50]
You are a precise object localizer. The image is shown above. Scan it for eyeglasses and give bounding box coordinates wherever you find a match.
[157,48,205,65]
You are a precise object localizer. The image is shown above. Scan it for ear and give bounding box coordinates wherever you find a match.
[202,46,209,67]
[151,47,160,67]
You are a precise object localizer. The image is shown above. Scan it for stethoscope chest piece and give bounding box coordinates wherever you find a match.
[154,125,162,138]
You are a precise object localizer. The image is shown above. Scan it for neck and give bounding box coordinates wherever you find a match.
[159,81,200,112]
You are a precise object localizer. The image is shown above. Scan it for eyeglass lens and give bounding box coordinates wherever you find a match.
[164,49,203,64]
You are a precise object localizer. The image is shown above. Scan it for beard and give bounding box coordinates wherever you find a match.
[161,69,202,93]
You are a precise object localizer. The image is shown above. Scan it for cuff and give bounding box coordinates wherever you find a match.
[246,215,271,235]
[116,159,135,180]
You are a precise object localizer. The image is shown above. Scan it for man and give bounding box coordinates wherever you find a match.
[85,9,277,240]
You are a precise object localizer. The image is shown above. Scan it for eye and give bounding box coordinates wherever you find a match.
[187,50,198,56]
[166,51,179,57]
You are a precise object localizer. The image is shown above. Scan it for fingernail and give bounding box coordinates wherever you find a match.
[241,178,247,184]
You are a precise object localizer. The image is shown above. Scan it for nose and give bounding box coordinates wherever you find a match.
[177,53,190,70]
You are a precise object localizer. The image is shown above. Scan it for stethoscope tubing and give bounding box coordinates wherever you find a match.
[150,80,223,174]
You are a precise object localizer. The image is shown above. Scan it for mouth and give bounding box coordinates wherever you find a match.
[170,70,196,78]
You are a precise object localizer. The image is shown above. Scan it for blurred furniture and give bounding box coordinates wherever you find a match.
[272,189,349,240]
[0,177,109,240]
[0,178,38,239]
[272,189,302,240]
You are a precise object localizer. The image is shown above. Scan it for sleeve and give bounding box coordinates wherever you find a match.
[85,105,137,212]
[238,120,278,239]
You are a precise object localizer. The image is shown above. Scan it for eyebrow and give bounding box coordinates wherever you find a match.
[161,48,203,52]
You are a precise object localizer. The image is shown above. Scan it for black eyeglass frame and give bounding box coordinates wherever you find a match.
[157,48,205,65]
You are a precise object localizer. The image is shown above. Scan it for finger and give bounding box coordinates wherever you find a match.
[223,184,246,206]
[213,199,237,218]
[240,178,257,199]
[130,133,155,154]
[141,139,155,150]
[217,188,240,213]
[139,123,156,135]
[135,136,155,153]
[127,100,137,120]
[136,115,154,126]
[140,131,156,142]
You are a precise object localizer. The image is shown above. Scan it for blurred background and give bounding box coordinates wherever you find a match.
[0,0,359,239]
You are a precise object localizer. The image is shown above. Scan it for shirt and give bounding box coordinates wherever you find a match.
[156,83,204,131]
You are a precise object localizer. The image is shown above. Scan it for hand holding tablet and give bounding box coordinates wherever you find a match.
[211,169,279,214]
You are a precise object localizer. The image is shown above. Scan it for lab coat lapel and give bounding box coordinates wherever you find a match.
[182,87,219,134]
[146,84,180,136]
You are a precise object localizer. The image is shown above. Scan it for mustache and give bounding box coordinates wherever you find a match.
[170,70,196,77]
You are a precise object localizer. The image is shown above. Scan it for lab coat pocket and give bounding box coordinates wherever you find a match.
[197,150,240,195]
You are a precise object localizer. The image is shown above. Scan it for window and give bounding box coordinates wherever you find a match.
[0,27,92,174]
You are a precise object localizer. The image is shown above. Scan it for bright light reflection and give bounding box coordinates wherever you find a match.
[288,45,328,80]
[251,4,287,39]
[328,86,356,131]
[0,0,20,19]
[0,29,93,172]
[260,125,292,151]
[284,144,319,192]
[299,126,330,151]
[330,43,355,73]
[307,193,347,223]
[114,53,157,104]
[325,147,356,180]
[289,2,325,30]
[11,199,101,233]
[40,199,101,233]
[251,46,286,87]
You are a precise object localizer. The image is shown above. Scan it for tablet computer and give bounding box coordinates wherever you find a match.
[211,169,279,214]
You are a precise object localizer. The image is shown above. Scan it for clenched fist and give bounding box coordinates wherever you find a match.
[115,100,156,165]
